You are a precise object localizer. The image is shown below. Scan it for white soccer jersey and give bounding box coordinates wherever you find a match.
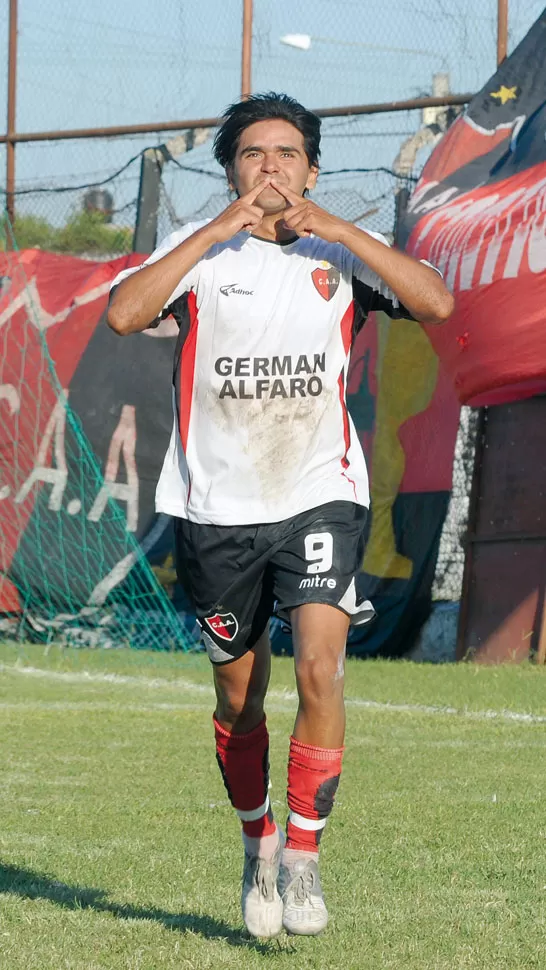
[111,221,421,526]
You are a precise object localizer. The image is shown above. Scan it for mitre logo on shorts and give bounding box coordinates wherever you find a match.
[311,263,340,301]
[204,612,239,641]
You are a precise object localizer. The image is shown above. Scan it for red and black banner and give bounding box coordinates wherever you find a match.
[348,11,546,655]
[399,8,546,407]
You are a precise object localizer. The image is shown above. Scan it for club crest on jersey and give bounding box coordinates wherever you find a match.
[204,612,239,641]
[311,265,340,301]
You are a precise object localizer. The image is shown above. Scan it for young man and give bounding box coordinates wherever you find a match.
[108,93,453,938]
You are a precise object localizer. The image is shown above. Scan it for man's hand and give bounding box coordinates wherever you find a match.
[207,179,272,243]
[271,180,347,243]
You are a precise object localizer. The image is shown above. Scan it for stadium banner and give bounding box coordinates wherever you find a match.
[394,9,546,664]
[354,11,546,655]
[344,311,460,656]
[0,248,461,655]
[398,7,546,407]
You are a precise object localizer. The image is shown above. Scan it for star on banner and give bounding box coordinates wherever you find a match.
[490,85,518,105]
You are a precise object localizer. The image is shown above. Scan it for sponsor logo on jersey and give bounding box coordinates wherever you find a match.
[204,612,239,641]
[299,576,337,590]
[220,283,254,297]
[311,265,340,301]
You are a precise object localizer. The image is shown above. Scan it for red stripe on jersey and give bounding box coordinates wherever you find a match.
[340,300,355,356]
[179,291,199,452]
[338,371,357,500]
[338,300,357,497]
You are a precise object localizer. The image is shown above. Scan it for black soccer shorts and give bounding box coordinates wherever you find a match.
[174,500,375,664]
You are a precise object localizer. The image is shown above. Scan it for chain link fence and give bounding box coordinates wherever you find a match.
[254,0,545,104]
[1,1,543,249]
[1,0,543,245]
[3,113,426,256]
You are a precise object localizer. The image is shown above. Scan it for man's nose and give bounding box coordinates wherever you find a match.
[261,153,280,173]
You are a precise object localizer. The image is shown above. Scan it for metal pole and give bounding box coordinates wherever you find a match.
[497,0,508,65]
[133,149,165,253]
[6,0,18,228]
[0,94,475,145]
[241,0,253,99]
[313,94,472,120]
[393,186,410,247]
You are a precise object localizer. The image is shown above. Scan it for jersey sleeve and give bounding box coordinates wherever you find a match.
[349,229,443,325]
[108,222,203,327]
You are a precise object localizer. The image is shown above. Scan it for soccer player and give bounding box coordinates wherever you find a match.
[107,92,453,938]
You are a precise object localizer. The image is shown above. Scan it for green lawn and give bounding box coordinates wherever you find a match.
[0,642,545,970]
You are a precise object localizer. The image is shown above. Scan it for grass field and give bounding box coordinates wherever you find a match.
[1,642,545,970]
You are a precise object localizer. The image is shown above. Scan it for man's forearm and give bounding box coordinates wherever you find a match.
[338,223,454,325]
[107,223,218,335]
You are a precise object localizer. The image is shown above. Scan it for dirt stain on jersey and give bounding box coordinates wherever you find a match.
[197,383,335,511]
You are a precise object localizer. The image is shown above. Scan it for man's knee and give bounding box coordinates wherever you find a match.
[214,663,268,731]
[295,647,345,708]
[215,683,265,726]
[213,631,271,731]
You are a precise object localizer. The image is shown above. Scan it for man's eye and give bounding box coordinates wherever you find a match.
[281,152,294,158]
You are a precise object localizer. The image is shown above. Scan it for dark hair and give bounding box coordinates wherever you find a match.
[213,92,321,170]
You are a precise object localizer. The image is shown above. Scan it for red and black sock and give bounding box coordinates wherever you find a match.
[213,715,276,838]
[285,736,344,853]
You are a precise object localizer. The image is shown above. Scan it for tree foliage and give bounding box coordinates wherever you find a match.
[1,211,133,255]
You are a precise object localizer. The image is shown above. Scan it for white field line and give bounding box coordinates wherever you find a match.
[1,663,546,725]
[0,701,212,712]
[0,663,214,693]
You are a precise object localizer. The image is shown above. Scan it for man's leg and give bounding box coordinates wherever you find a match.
[291,602,348,747]
[175,516,285,936]
[213,629,271,733]
[213,629,277,848]
[212,630,284,937]
[280,603,349,936]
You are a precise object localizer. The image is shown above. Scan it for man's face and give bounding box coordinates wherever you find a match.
[228,119,318,213]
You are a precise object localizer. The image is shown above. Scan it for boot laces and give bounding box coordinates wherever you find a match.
[287,864,317,907]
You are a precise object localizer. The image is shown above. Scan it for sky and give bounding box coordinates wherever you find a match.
[0,0,544,234]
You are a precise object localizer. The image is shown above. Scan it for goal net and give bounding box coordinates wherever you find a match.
[0,214,196,651]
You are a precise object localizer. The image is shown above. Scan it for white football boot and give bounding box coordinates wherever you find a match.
[241,833,284,938]
[278,853,328,936]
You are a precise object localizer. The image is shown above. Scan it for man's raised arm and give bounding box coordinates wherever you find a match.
[107,178,271,336]
[335,224,454,326]
[107,224,216,336]
[271,178,454,326]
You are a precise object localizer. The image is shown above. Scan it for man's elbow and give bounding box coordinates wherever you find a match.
[107,302,133,336]
[423,290,455,326]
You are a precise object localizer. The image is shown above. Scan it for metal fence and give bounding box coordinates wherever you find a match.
[1,0,543,245]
